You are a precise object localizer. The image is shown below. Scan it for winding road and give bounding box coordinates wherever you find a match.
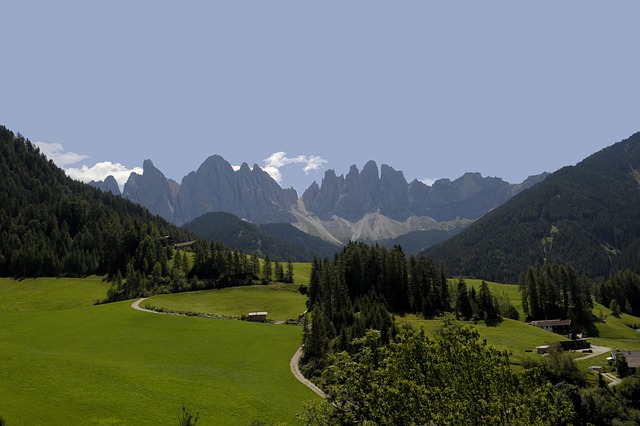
[131,298,327,398]
[574,345,611,361]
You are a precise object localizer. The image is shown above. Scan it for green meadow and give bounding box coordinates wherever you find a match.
[401,283,640,368]
[145,283,308,321]
[397,315,567,364]
[0,277,318,425]
[3,268,640,424]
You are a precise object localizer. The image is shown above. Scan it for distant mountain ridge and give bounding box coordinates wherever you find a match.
[92,154,547,245]
[182,212,340,261]
[426,132,640,282]
[121,156,297,225]
[301,161,548,222]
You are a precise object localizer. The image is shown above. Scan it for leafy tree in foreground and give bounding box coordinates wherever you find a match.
[301,319,573,425]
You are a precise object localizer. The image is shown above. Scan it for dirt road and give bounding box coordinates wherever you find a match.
[131,297,160,313]
[574,345,611,361]
[290,346,327,399]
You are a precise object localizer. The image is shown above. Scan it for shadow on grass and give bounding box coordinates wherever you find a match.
[483,317,504,327]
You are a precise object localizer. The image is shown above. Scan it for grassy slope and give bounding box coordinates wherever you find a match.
[398,315,567,364]
[403,282,640,366]
[0,278,317,425]
[145,284,307,321]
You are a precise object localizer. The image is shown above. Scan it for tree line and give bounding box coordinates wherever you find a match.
[0,126,192,279]
[301,242,513,378]
[519,263,593,325]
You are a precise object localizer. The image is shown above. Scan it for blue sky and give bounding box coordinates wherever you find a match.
[2,2,639,193]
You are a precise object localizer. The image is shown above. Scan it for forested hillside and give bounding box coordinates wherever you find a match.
[182,211,340,261]
[426,132,640,282]
[0,125,193,278]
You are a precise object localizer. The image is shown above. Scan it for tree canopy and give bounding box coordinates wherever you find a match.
[302,320,574,425]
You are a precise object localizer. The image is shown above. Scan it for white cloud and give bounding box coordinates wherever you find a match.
[34,141,89,166]
[33,141,141,189]
[419,178,437,187]
[262,151,328,183]
[65,162,143,189]
[303,155,328,173]
[262,166,283,183]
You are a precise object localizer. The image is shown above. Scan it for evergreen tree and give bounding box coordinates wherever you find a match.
[455,279,473,320]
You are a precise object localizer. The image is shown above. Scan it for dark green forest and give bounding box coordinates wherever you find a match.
[0,126,192,278]
[0,126,284,302]
[426,132,640,283]
[301,243,506,376]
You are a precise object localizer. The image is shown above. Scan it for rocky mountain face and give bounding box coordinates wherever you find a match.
[122,156,298,225]
[88,175,121,195]
[302,162,548,222]
[98,155,547,244]
[123,160,178,223]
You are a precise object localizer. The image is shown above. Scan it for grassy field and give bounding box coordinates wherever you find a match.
[397,314,567,364]
[145,283,308,321]
[0,278,318,425]
[291,262,313,286]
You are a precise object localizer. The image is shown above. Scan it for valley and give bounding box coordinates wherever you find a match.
[3,273,638,424]
[3,126,640,424]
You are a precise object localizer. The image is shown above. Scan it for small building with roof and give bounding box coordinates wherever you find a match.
[247,311,268,322]
[528,319,573,338]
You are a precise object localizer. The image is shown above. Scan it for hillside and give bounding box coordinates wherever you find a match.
[0,125,193,278]
[426,132,640,282]
[182,211,341,261]
[379,229,463,256]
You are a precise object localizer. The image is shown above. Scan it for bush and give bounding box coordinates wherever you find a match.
[177,405,198,426]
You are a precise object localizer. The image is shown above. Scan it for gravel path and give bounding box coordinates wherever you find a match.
[131,297,160,314]
[290,346,327,399]
[601,372,622,386]
[574,345,611,361]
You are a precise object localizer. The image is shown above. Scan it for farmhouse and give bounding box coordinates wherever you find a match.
[609,350,640,371]
[248,311,268,322]
[559,339,590,351]
[528,319,573,338]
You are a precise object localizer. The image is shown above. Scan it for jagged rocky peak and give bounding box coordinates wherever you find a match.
[123,159,177,223]
[239,162,252,174]
[361,160,379,179]
[175,155,298,225]
[88,175,121,195]
[379,164,410,220]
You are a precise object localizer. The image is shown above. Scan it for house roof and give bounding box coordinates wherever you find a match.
[623,350,640,368]
[530,319,572,327]
[248,312,268,316]
[174,240,197,248]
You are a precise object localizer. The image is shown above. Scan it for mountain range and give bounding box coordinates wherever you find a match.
[426,132,640,282]
[4,122,639,283]
[94,156,547,246]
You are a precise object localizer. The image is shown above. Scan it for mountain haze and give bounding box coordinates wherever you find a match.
[183,211,340,261]
[426,132,640,282]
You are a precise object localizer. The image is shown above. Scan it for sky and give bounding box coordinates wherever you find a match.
[2,2,640,194]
